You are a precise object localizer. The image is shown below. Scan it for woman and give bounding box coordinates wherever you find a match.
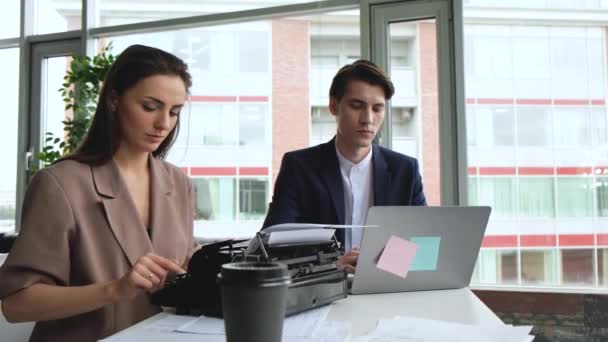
[0,44,198,341]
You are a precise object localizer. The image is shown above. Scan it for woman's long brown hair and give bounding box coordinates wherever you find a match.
[61,44,192,165]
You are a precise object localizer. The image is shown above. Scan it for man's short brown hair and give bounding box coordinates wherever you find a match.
[329,59,395,100]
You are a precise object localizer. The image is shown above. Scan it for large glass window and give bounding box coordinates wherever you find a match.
[35,0,81,35]
[476,249,519,284]
[598,248,608,287]
[591,108,608,147]
[597,177,608,217]
[561,249,594,285]
[517,107,552,146]
[478,177,516,218]
[189,103,238,146]
[239,178,268,220]
[0,1,20,39]
[7,0,605,291]
[468,176,478,207]
[553,108,590,147]
[556,177,594,218]
[518,177,555,218]
[95,1,322,27]
[101,9,359,240]
[239,103,268,146]
[466,6,606,289]
[0,48,19,233]
[310,107,336,147]
[521,250,557,285]
[192,178,236,221]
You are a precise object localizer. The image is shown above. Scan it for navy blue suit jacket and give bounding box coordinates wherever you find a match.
[262,138,427,245]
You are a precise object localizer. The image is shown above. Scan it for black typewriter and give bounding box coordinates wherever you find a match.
[150,234,348,317]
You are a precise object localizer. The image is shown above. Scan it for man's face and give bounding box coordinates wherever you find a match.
[330,80,386,150]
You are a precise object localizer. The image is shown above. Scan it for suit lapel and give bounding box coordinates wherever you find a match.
[372,145,390,206]
[147,156,177,260]
[92,158,153,267]
[320,139,345,225]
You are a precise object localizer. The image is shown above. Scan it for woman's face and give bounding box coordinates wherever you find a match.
[113,74,187,155]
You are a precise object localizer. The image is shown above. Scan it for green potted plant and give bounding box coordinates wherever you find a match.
[38,43,116,166]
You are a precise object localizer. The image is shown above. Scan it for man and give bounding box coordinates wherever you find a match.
[263,60,427,272]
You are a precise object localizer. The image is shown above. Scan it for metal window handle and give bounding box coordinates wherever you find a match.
[24,149,33,171]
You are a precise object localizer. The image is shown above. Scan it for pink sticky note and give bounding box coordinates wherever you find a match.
[375,235,418,278]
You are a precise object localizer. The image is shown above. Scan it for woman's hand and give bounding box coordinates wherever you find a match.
[336,247,360,273]
[110,253,186,301]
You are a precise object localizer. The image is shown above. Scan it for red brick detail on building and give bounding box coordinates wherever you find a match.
[191,95,237,102]
[477,98,514,105]
[519,167,554,176]
[556,167,593,175]
[239,96,268,102]
[419,22,441,206]
[559,234,595,246]
[190,167,237,176]
[470,166,608,176]
[467,98,606,106]
[239,167,269,176]
[594,166,608,175]
[481,235,518,248]
[597,234,608,246]
[515,98,552,105]
[271,20,310,189]
[478,167,515,175]
[520,234,557,247]
[553,99,590,106]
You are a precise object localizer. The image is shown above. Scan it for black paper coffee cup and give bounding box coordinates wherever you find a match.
[217,261,291,342]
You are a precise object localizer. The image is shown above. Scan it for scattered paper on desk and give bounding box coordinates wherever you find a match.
[375,235,418,278]
[100,313,202,341]
[284,304,332,337]
[352,316,533,342]
[175,315,224,335]
[268,229,336,245]
[175,305,332,338]
[140,313,199,333]
[409,236,441,271]
[284,320,352,342]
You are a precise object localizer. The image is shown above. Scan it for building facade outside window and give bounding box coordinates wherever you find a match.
[4,1,608,289]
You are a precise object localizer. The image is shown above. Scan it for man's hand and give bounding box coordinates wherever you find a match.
[337,247,360,273]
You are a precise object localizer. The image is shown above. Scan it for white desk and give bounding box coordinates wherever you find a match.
[105,288,502,341]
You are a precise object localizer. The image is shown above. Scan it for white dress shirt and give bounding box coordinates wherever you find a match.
[335,144,374,252]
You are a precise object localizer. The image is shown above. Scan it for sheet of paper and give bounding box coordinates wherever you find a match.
[100,313,203,341]
[175,315,224,335]
[268,228,336,245]
[247,223,378,253]
[175,305,332,338]
[352,316,533,342]
[264,223,378,233]
[140,313,200,333]
[409,236,441,271]
[375,235,418,278]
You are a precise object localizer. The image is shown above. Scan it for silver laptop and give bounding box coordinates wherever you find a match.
[350,206,491,295]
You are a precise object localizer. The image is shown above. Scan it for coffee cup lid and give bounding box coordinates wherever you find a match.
[218,261,291,286]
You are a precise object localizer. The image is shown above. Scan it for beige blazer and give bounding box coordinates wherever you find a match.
[0,156,198,341]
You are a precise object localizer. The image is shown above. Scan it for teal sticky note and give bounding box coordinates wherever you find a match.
[409,236,441,271]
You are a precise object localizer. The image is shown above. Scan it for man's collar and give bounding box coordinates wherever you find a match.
[334,140,373,170]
